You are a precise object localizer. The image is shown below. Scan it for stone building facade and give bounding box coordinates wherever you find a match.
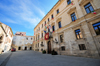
[12,32,34,51]
[0,22,13,54]
[33,0,100,58]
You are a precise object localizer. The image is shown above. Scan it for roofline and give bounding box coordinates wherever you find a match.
[34,0,60,30]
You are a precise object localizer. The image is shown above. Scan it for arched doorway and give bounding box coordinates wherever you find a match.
[47,41,51,54]
[18,47,21,50]
[30,47,32,50]
[24,47,27,50]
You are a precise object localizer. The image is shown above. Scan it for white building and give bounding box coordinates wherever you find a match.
[12,32,34,51]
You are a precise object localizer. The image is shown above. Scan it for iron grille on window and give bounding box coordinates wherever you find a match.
[71,12,77,21]
[79,44,86,50]
[93,22,100,35]
[61,46,65,51]
[75,29,83,39]
[60,34,63,43]
[84,2,94,14]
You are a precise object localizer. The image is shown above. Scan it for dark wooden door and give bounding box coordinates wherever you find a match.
[48,41,51,54]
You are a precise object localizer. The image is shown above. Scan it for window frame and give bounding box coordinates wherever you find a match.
[75,29,83,39]
[84,2,94,14]
[60,34,63,43]
[52,25,55,32]
[67,0,71,5]
[58,21,62,28]
[51,14,54,19]
[78,44,86,50]
[57,9,59,14]
[92,22,100,35]
[71,12,77,22]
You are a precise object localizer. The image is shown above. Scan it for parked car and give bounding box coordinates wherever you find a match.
[11,48,16,52]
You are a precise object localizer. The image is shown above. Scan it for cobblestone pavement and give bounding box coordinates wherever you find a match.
[0,51,100,66]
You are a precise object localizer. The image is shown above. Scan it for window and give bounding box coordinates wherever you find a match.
[45,21,46,25]
[38,35,39,40]
[38,43,39,47]
[57,9,59,14]
[75,29,83,39]
[31,38,32,40]
[48,28,50,32]
[42,24,43,28]
[67,0,71,5]
[26,38,28,40]
[79,44,86,50]
[61,46,65,51]
[93,22,100,35]
[51,14,54,19]
[42,33,43,38]
[48,18,49,22]
[41,49,43,51]
[58,22,62,28]
[52,25,55,32]
[60,34,63,42]
[71,12,77,21]
[84,2,94,14]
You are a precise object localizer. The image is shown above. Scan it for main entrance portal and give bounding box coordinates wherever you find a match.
[47,41,51,54]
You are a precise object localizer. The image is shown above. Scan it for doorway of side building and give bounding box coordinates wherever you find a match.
[47,41,51,54]
[30,47,32,50]
[24,47,27,50]
[18,47,21,50]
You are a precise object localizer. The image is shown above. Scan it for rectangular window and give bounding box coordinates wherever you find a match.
[48,28,50,32]
[42,33,43,38]
[79,44,86,50]
[75,29,83,39]
[48,18,49,22]
[84,2,94,14]
[60,34,63,43]
[58,22,62,28]
[42,24,43,28]
[52,25,55,32]
[61,46,65,51]
[93,22,100,35]
[38,35,39,40]
[57,9,59,14]
[38,43,39,47]
[51,14,54,19]
[71,12,77,21]
[45,21,46,25]
[67,0,71,5]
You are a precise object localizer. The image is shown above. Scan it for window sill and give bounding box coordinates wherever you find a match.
[94,35,100,38]
[75,38,85,41]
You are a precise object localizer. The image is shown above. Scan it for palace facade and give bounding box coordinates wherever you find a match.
[0,22,13,54]
[33,0,100,58]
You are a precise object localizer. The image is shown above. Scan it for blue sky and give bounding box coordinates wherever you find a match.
[0,0,58,36]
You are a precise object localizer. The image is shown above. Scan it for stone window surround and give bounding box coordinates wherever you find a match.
[89,18,100,37]
[67,7,79,22]
[79,0,96,16]
[72,25,84,40]
[58,32,64,43]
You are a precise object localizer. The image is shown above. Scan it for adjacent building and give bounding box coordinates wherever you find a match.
[0,22,13,54]
[12,32,34,51]
[33,0,100,58]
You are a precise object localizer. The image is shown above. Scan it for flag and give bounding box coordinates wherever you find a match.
[44,30,46,33]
